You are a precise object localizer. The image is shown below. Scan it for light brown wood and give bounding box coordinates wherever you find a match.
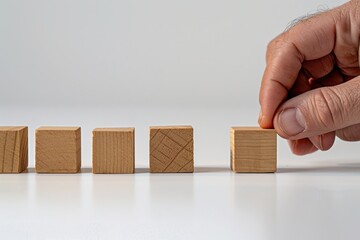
[150,126,193,173]
[92,128,135,174]
[231,127,277,173]
[36,127,81,173]
[0,126,28,173]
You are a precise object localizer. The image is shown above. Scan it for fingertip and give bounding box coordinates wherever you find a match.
[257,109,263,126]
[258,113,274,129]
[321,132,336,151]
[288,139,318,155]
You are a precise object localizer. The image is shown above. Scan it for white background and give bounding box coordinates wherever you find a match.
[2,0,360,239]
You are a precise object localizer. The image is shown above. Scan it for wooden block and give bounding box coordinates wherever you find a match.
[0,126,28,173]
[231,127,277,173]
[150,126,194,173]
[36,127,81,173]
[92,128,135,174]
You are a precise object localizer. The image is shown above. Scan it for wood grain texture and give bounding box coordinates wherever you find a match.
[36,127,81,173]
[92,128,135,174]
[150,126,193,173]
[0,126,28,173]
[231,127,277,173]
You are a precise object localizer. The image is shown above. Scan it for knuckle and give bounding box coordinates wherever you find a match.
[344,81,360,116]
[306,87,345,129]
[266,33,304,65]
[267,38,280,50]
[267,34,287,54]
[350,0,360,22]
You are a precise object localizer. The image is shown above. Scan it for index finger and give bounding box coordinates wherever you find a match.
[258,5,344,128]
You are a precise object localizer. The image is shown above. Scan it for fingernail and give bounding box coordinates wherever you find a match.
[278,108,305,136]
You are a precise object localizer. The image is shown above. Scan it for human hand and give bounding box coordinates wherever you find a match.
[259,0,360,155]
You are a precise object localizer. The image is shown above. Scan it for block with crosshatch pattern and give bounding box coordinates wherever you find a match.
[150,126,193,173]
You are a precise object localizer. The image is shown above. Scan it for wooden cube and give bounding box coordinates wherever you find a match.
[0,126,28,173]
[36,127,81,173]
[92,128,135,174]
[231,127,277,173]
[150,126,193,173]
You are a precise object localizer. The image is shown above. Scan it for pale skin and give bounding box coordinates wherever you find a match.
[259,0,360,155]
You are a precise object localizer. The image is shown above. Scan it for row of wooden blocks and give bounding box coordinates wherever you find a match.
[0,126,277,174]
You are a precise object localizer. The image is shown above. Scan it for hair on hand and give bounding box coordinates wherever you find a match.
[284,5,329,31]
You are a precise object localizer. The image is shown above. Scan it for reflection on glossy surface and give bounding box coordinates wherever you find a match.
[1,160,360,239]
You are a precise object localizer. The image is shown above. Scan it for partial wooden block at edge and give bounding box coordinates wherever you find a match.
[231,127,277,173]
[92,128,135,174]
[0,126,28,173]
[150,126,194,173]
[36,127,81,173]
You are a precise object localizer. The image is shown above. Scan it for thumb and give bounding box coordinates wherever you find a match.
[274,77,360,140]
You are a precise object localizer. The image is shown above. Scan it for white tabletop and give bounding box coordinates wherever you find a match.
[1,158,360,240]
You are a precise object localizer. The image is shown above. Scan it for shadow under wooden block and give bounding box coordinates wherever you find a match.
[35,127,81,173]
[0,126,28,173]
[92,128,135,174]
[231,127,277,173]
[150,126,194,173]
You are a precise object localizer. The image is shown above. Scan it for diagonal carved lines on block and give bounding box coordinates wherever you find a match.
[0,127,28,173]
[150,126,194,173]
